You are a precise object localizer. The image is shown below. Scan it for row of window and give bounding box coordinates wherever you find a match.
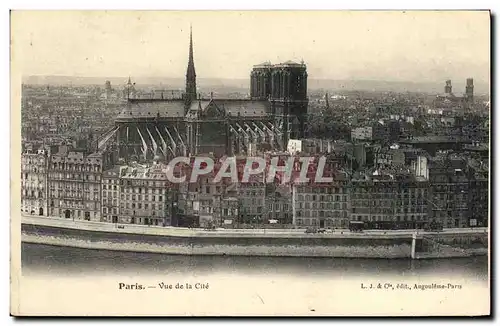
[103,179,119,184]
[297,194,347,202]
[352,188,427,194]
[48,193,100,200]
[242,206,264,214]
[50,199,100,207]
[120,209,168,217]
[266,203,289,211]
[122,180,168,188]
[21,181,45,187]
[295,218,348,227]
[122,187,167,194]
[121,203,166,210]
[241,198,264,205]
[296,202,348,210]
[21,158,46,166]
[102,207,118,214]
[49,185,98,190]
[353,206,427,213]
[296,210,349,218]
[102,199,118,206]
[102,191,118,198]
[120,194,164,202]
[241,190,265,197]
[222,208,238,216]
[21,173,46,179]
[351,215,428,222]
[113,216,170,225]
[296,187,347,194]
[50,209,99,217]
[352,200,427,207]
[21,190,44,198]
[50,163,101,172]
[48,173,101,181]
[352,193,427,199]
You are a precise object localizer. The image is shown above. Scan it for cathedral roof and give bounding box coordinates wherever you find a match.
[188,100,212,112]
[184,99,271,118]
[213,99,271,117]
[116,100,185,120]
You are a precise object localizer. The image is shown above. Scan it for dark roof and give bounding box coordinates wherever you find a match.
[117,100,185,119]
[213,99,270,117]
[188,100,211,112]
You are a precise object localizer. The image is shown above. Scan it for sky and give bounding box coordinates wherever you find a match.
[11,11,490,83]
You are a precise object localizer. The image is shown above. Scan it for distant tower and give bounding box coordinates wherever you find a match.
[185,25,197,107]
[465,78,474,103]
[325,92,330,110]
[444,80,452,94]
[125,77,136,99]
[105,80,112,99]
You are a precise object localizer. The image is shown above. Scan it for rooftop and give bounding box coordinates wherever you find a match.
[253,60,306,68]
[116,99,185,120]
[399,136,472,144]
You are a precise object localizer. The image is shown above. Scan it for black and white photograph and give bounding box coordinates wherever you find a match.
[10,10,491,316]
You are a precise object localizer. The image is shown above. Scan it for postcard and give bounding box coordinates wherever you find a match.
[10,10,490,316]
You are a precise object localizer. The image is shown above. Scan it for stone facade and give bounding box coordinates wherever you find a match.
[21,149,49,216]
[47,150,103,221]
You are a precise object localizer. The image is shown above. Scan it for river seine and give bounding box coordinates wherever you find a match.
[21,243,488,281]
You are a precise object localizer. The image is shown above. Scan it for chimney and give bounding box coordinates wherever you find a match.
[210,92,213,100]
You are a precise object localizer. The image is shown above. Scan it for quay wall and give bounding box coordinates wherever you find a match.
[20,216,488,259]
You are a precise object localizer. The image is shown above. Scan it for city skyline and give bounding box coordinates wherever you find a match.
[12,11,490,84]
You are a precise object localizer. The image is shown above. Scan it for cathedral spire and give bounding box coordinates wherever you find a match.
[185,24,197,105]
